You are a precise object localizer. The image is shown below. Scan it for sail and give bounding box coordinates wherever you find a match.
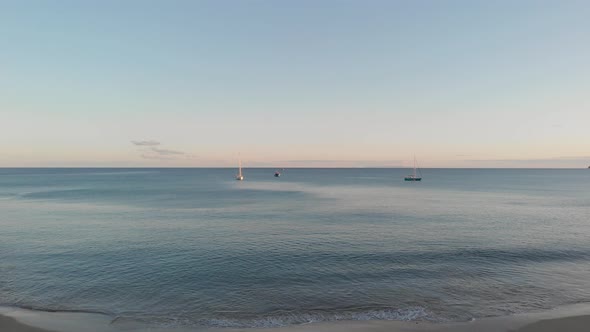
[236,158,244,180]
[404,156,422,181]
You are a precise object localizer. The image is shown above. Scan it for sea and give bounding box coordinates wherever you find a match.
[1,168,589,329]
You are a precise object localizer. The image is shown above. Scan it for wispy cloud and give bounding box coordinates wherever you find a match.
[131,140,192,161]
[463,156,590,168]
[466,156,590,163]
[150,147,184,155]
[131,140,160,146]
[276,159,405,167]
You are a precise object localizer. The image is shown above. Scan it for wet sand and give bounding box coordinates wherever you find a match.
[0,314,55,332]
[1,303,589,332]
[515,315,590,332]
[220,315,590,332]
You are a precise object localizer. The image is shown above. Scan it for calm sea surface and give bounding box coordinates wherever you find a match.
[1,168,589,328]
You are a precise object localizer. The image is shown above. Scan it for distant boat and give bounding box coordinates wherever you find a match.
[236,159,244,181]
[404,156,422,181]
[274,170,281,177]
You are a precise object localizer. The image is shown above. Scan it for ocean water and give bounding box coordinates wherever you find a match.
[1,168,589,329]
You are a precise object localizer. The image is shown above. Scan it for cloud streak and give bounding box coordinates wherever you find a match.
[275,159,405,167]
[462,156,590,168]
[131,139,198,161]
[131,140,160,146]
[466,156,590,163]
[150,147,184,155]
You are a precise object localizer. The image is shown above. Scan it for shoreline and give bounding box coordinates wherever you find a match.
[1,302,590,332]
[0,314,55,332]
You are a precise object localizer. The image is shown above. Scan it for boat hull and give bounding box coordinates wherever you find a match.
[404,177,421,181]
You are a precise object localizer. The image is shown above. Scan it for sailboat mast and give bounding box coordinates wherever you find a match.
[413,156,416,177]
[238,159,242,177]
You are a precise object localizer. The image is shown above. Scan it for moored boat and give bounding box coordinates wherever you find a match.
[404,156,422,181]
[236,159,244,181]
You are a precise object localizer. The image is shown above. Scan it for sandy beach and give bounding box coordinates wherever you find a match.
[515,315,590,332]
[1,303,589,332]
[2,314,590,332]
[223,313,590,332]
[0,314,55,332]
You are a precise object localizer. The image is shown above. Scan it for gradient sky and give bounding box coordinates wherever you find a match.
[1,0,589,167]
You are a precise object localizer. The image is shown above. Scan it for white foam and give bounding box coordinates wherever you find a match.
[200,307,431,328]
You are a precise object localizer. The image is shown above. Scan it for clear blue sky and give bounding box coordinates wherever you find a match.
[1,0,589,167]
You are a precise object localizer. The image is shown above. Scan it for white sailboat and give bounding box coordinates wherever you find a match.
[236,159,244,181]
[404,156,422,181]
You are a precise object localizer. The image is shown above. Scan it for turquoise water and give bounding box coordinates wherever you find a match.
[1,168,589,328]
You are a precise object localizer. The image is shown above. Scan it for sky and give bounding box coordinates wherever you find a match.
[1,0,589,168]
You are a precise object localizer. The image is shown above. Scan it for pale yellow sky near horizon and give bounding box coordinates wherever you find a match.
[1,107,589,168]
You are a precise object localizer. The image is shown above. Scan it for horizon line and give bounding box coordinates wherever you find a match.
[0,166,587,170]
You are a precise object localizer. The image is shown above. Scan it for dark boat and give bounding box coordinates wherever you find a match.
[274,171,281,177]
[404,157,422,181]
[404,175,421,181]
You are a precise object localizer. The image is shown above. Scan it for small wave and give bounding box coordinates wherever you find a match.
[18,189,95,200]
[106,307,432,329]
[0,192,19,200]
[0,304,112,317]
[112,307,436,328]
[198,307,432,328]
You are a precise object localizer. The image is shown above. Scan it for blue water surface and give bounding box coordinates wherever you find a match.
[0,168,589,328]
